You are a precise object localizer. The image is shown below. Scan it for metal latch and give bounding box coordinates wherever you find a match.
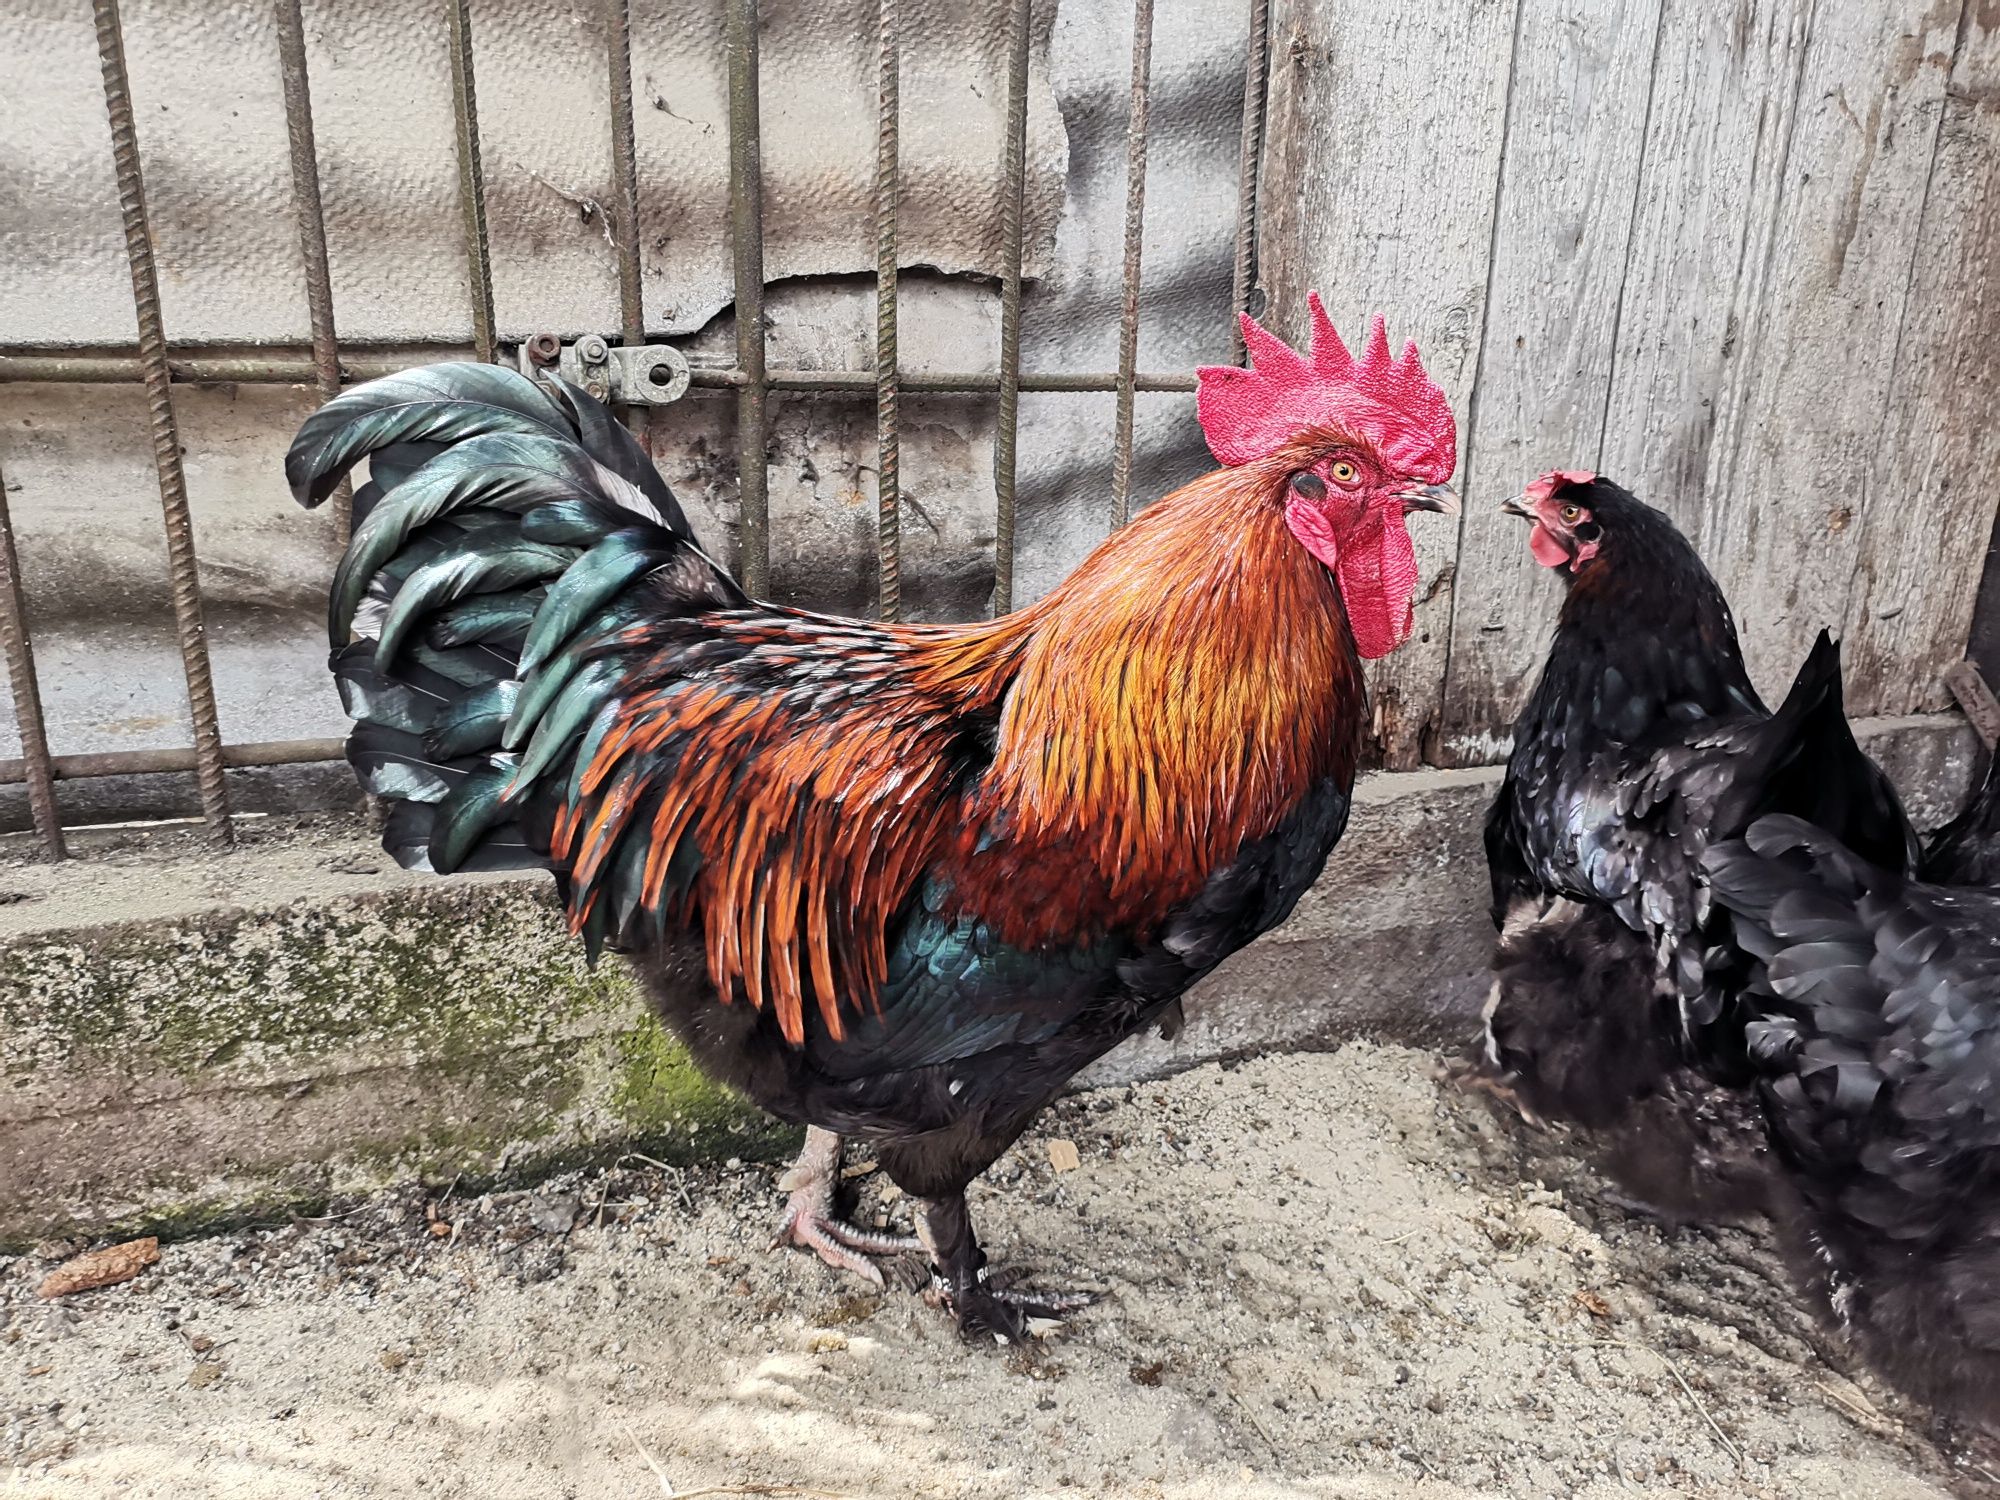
[520,333,691,406]
[1946,661,2000,751]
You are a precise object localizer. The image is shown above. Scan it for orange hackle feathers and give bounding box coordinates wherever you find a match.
[544,457,1364,1047]
[948,464,1361,940]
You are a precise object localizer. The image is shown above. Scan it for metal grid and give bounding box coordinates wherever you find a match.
[0,0,1273,857]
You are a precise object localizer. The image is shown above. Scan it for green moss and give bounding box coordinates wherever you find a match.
[0,884,636,1082]
[1,880,792,1248]
[610,1014,800,1164]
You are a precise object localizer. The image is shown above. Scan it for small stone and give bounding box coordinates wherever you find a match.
[1047,1139,1082,1174]
[526,1193,580,1236]
[187,1361,224,1390]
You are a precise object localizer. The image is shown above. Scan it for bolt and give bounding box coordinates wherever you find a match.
[577,335,609,363]
[525,332,562,368]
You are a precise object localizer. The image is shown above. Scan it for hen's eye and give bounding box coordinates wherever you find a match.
[1289,471,1326,502]
[1329,460,1361,487]
[1560,504,1583,523]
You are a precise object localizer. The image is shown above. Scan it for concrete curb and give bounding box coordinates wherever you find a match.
[0,713,1974,1248]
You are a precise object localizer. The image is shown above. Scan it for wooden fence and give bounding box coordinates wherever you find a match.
[1262,0,2000,768]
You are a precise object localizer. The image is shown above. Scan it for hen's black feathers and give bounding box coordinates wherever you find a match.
[1704,815,2000,1421]
[1922,751,2000,887]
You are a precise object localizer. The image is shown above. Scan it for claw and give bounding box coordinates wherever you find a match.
[770,1126,920,1286]
[772,1196,919,1285]
[927,1268,1097,1343]
[1440,1055,1547,1130]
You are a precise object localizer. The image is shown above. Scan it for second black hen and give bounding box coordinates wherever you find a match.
[1704,810,2000,1432]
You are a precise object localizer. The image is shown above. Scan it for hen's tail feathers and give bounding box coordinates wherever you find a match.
[287,363,743,943]
[1675,634,1913,1069]
[1922,746,2000,885]
[1752,630,1919,875]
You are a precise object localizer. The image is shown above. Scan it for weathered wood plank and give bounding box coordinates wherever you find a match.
[1595,0,1811,522]
[1841,6,2000,714]
[1603,0,1959,705]
[1434,0,1666,767]
[1259,0,1521,769]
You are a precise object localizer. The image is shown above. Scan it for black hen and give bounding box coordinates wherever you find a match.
[1473,472,1916,1141]
[1704,813,2000,1430]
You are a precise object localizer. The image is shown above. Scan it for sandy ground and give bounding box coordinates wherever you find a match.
[1,1043,1978,1500]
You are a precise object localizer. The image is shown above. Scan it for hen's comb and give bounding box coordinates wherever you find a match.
[1526,468,1597,503]
[1195,292,1457,483]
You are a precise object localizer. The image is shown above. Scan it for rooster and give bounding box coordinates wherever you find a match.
[285,296,1460,1339]
[1469,471,1915,1144]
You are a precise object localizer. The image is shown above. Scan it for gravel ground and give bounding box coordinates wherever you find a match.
[0,1043,1979,1499]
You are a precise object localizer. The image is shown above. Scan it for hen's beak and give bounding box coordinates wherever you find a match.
[1498,494,1534,519]
[1400,482,1461,517]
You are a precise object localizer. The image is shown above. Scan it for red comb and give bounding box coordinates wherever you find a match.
[1525,468,1597,503]
[1195,292,1457,482]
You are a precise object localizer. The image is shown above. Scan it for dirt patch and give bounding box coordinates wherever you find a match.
[0,1044,1973,1499]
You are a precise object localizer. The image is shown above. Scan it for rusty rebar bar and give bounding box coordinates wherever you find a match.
[274,0,352,536]
[991,0,1031,617]
[0,459,65,857]
[1231,0,1270,357]
[0,350,1199,393]
[605,0,651,454]
[92,0,233,844]
[726,0,769,596]
[446,0,497,363]
[606,0,645,345]
[0,737,348,789]
[1109,0,1154,528]
[874,0,902,621]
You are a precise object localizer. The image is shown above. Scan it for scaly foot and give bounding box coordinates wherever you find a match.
[770,1127,920,1286]
[926,1265,1097,1344]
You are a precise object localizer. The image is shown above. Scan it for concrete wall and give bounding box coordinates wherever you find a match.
[1,713,1973,1249]
[6,0,1996,818]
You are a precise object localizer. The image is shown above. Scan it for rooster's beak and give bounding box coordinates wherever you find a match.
[1498,494,1534,519]
[1400,482,1461,517]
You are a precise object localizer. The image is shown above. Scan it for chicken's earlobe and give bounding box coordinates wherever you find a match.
[1283,496,1341,573]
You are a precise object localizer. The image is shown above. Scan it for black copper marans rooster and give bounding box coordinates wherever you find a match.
[286,298,1461,1339]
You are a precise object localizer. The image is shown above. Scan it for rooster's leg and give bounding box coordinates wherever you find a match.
[915,1191,1093,1344]
[771,1126,921,1286]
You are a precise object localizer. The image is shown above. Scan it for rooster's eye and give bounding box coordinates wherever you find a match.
[1329,460,1361,488]
[1560,504,1583,523]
